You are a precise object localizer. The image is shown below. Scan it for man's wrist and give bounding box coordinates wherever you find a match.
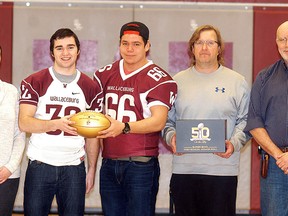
[122,122,131,134]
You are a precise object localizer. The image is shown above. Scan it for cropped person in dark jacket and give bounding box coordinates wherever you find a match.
[245,20,288,216]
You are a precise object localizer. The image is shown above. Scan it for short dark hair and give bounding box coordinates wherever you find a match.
[50,28,80,56]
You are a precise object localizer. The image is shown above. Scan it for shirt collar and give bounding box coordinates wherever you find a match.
[281,59,288,70]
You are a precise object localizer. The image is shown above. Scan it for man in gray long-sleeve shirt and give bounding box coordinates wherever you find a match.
[163,25,250,216]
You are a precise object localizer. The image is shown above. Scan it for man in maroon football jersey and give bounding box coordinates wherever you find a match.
[19,28,103,216]
[94,21,177,216]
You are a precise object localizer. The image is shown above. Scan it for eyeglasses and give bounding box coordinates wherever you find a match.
[276,37,288,45]
[194,40,219,47]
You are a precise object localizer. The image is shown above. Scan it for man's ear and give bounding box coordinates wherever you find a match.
[145,41,150,52]
[217,46,221,56]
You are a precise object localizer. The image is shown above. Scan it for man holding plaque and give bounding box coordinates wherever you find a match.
[163,24,250,216]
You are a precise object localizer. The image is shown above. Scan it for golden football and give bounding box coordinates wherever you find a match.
[70,111,110,138]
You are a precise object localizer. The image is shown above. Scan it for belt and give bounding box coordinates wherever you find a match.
[29,156,85,165]
[28,160,44,165]
[112,156,152,163]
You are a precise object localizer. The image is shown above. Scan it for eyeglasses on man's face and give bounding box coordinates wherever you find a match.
[276,37,288,45]
[194,40,219,47]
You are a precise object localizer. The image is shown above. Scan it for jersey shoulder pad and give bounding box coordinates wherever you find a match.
[97,60,120,74]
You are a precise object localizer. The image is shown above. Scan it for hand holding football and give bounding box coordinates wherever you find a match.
[70,111,110,138]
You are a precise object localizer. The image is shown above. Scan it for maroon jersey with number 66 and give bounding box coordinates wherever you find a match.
[94,59,177,158]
